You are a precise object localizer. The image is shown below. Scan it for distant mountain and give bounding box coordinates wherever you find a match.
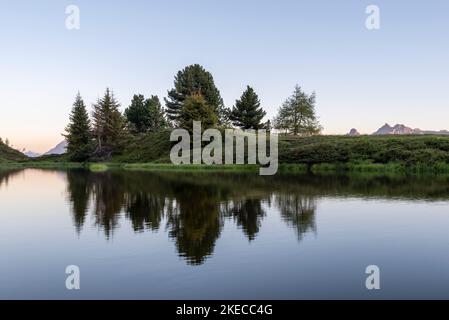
[348,128,361,136]
[44,140,67,155]
[372,123,449,135]
[23,150,41,158]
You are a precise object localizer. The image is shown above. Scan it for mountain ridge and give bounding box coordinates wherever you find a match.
[44,140,67,155]
[349,123,449,136]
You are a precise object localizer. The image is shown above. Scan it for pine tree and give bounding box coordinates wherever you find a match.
[125,94,168,133]
[229,86,266,129]
[92,88,126,156]
[64,92,92,161]
[273,85,321,136]
[125,94,148,133]
[165,64,226,125]
[179,94,218,132]
[145,95,168,132]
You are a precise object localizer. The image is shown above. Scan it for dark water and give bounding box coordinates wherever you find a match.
[1,168,449,299]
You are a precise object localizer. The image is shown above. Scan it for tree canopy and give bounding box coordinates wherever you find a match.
[165,64,226,125]
[178,94,218,132]
[125,94,147,133]
[64,92,92,161]
[229,86,266,129]
[145,95,168,132]
[125,94,168,133]
[92,88,126,156]
[274,86,321,136]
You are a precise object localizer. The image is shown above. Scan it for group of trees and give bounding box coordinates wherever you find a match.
[125,94,167,133]
[64,64,321,161]
[64,89,127,162]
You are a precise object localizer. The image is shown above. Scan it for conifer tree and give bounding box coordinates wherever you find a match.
[125,94,168,133]
[64,92,92,161]
[273,85,321,136]
[179,94,218,132]
[229,86,266,129]
[145,95,168,132]
[165,64,226,125]
[125,94,148,133]
[92,88,126,155]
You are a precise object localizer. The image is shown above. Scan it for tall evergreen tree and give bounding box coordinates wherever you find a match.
[125,94,148,133]
[145,95,168,132]
[179,94,218,132]
[64,92,92,161]
[229,86,266,129]
[165,64,226,125]
[92,88,126,155]
[273,85,321,136]
[125,94,168,133]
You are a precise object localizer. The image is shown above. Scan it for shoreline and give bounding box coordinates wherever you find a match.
[2,161,449,176]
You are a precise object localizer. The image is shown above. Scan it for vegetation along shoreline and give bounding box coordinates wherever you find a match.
[2,64,449,175]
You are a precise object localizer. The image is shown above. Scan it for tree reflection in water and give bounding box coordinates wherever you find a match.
[4,168,449,265]
[61,170,320,265]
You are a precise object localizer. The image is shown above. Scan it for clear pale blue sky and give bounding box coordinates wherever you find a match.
[1,0,448,153]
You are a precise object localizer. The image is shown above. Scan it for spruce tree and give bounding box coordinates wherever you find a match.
[64,92,92,161]
[229,86,266,129]
[273,85,321,136]
[92,88,126,155]
[165,64,226,125]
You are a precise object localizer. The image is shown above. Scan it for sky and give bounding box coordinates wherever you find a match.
[1,0,448,153]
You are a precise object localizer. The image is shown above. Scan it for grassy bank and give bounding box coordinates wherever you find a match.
[3,134,449,175]
[279,134,449,166]
[0,161,85,169]
[117,133,449,167]
[103,162,449,174]
[3,161,449,176]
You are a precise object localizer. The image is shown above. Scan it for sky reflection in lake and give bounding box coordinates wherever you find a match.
[1,169,449,299]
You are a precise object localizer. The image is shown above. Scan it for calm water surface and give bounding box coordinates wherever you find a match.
[1,168,449,299]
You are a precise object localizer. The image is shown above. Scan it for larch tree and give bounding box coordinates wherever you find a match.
[273,86,321,136]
